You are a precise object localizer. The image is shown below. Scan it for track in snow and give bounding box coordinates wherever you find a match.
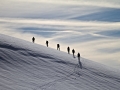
[34,63,82,90]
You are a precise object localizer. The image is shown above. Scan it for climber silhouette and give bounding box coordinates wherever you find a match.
[57,44,60,51]
[67,46,70,54]
[77,53,80,61]
[32,37,35,43]
[77,53,82,69]
[72,49,75,57]
[46,40,49,47]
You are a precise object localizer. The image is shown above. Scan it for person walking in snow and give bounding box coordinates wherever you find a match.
[72,49,75,57]
[77,52,82,69]
[67,46,70,54]
[32,37,35,43]
[77,53,80,61]
[57,44,60,51]
[46,40,49,47]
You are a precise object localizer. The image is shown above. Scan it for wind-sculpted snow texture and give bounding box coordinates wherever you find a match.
[0,34,120,90]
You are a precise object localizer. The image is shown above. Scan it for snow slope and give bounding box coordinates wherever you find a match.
[0,34,120,90]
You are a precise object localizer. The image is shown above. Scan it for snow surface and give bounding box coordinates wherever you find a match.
[0,34,120,90]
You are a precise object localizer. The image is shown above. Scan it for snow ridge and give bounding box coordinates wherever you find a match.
[0,34,120,90]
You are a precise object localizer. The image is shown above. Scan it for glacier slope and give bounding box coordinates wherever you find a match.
[0,34,120,90]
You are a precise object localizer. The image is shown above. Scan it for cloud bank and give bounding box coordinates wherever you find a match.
[0,0,120,68]
[12,0,120,8]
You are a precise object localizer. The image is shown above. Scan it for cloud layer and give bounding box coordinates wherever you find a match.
[10,0,120,8]
[0,0,120,68]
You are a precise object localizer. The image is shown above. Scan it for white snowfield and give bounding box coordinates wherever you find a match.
[0,34,120,90]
